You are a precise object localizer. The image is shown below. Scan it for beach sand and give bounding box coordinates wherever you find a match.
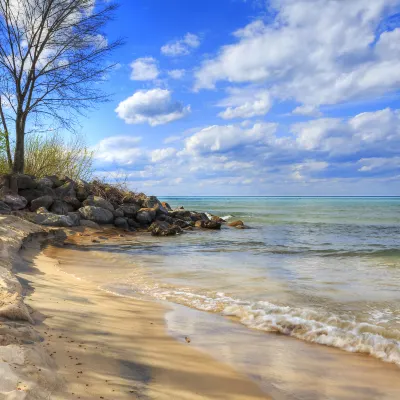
[17,234,270,400]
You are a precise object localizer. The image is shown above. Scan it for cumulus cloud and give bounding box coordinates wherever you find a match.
[115,89,191,126]
[217,88,272,119]
[161,33,200,57]
[130,57,159,81]
[194,0,400,110]
[151,147,178,162]
[95,136,144,165]
[168,69,186,79]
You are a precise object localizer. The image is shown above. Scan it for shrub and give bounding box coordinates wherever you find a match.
[0,133,94,180]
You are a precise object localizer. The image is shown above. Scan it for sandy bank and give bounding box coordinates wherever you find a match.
[16,232,270,399]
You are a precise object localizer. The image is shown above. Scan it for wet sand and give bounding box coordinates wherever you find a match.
[17,237,270,399]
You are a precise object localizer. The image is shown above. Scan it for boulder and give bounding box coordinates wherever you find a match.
[1,194,27,210]
[44,175,63,188]
[136,208,156,225]
[68,212,81,226]
[34,213,76,227]
[19,187,56,203]
[50,199,70,215]
[211,215,225,223]
[36,207,50,214]
[16,174,36,190]
[127,218,140,229]
[113,208,124,218]
[119,204,140,217]
[114,217,129,230]
[172,218,191,229]
[75,179,91,202]
[64,195,82,210]
[0,174,10,189]
[54,181,76,199]
[37,177,54,188]
[148,221,183,237]
[78,206,114,224]
[83,195,114,212]
[161,202,172,211]
[0,200,11,215]
[80,220,101,229]
[194,220,221,230]
[30,195,54,212]
[228,220,245,227]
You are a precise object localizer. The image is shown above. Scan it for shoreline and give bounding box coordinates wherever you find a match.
[15,227,270,399]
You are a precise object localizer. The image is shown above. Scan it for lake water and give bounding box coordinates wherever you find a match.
[51,197,400,398]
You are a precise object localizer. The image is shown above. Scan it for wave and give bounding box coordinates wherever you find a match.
[119,284,400,367]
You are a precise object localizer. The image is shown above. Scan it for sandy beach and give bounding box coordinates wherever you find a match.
[15,229,270,400]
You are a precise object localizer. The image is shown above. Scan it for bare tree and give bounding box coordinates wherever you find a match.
[0,0,121,173]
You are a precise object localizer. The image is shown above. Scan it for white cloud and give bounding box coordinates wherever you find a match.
[151,147,178,162]
[130,57,159,81]
[195,0,400,110]
[292,105,322,117]
[115,89,191,126]
[95,136,144,165]
[168,69,186,79]
[161,33,200,57]
[218,88,272,119]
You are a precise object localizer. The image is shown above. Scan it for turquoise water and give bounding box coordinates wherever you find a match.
[102,197,400,365]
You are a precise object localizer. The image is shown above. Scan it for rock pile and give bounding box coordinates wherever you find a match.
[0,174,230,236]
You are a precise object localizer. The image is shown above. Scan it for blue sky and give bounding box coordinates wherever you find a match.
[78,0,400,196]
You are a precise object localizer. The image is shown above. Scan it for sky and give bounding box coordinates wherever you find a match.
[78,0,400,196]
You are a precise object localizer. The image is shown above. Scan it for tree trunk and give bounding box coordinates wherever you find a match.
[12,115,26,174]
[4,131,12,169]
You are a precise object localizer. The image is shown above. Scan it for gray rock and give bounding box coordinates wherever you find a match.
[114,217,129,230]
[80,220,101,229]
[148,221,183,236]
[16,174,36,190]
[34,213,76,227]
[113,208,124,218]
[0,200,11,214]
[54,181,76,199]
[136,208,156,225]
[68,212,81,226]
[31,195,54,212]
[64,196,82,210]
[194,220,221,230]
[50,199,70,215]
[37,177,54,188]
[44,175,63,188]
[83,195,114,212]
[118,204,140,217]
[75,179,91,202]
[127,218,140,229]
[78,206,114,224]
[0,174,10,189]
[36,207,50,214]
[1,194,27,210]
[19,187,56,203]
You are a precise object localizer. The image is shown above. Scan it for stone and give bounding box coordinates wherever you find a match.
[228,220,245,227]
[54,181,76,199]
[30,195,54,212]
[78,206,114,224]
[113,208,124,218]
[0,200,11,215]
[64,196,82,210]
[36,207,49,214]
[19,187,56,203]
[83,195,114,212]
[50,199,70,215]
[161,202,172,211]
[136,208,156,225]
[127,218,140,229]
[34,213,76,227]
[118,204,140,217]
[1,194,27,210]
[37,177,54,188]
[0,174,10,189]
[194,220,221,230]
[80,220,101,229]
[44,175,63,188]
[114,217,129,230]
[68,212,81,226]
[75,179,91,202]
[211,215,225,223]
[16,174,36,190]
[148,221,183,236]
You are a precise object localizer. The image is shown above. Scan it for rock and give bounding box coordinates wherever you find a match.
[113,208,124,218]
[118,204,140,217]
[1,194,27,210]
[161,202,172,211]
[156,214,174,224]
[0,200,11,214]
[54,181,76,199]
[211,215,225,223]
[37,177,54,188]
[30,195,54,212]
[127,218,140,229]
[68,212,81,226]
[44,175,63,188]
[78,206,114,224]
[36,207,49,214]
[172,219,191,229]
[136,208,156,225]
[148,221,183,236]
[83,195,114,212]
[114,217,129,230]
[0,174,10,189]
[64,196,81,210]
[195,220,221,230]
[33,213,76,227]
[75,179,91,202]
[228,220,245,227]
[80,220,101,229]
[50,199,70,215]
[16,174,36,190]
[0,186,12,197]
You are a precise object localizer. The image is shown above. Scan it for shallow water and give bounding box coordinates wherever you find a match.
[50,196,400,398]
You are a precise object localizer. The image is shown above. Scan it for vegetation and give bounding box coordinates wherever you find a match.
[0,0,121,173]
[0,133,93,181]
